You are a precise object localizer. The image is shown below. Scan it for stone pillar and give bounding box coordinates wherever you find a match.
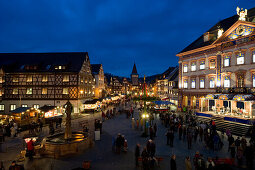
[216,52,222,87]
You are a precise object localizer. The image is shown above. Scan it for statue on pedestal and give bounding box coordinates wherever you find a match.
[64,100,73,140]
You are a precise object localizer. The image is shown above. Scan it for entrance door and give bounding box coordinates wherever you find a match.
[209,100,215,111]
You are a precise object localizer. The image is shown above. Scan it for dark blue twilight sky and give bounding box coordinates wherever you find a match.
[0,1,254,77]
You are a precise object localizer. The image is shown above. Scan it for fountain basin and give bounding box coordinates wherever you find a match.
[42,131,93,158]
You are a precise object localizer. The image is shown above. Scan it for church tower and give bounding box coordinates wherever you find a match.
[131,63,139,86]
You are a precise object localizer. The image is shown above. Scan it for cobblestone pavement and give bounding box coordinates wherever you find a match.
[0,103,251,169]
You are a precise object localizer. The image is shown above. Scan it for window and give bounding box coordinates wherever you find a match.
[200,61,205,70]
[237,53,244,65]
[13,88,18,94]
[191,63,196,71]
[42,88,47,94]
[80,77,84,83]
[26,88,32,94]
[0,76,2,83]
[63,75,69,82]
[253,51,255,63]
[0,89,2,96]
[26,75,32,82]
[224,76,230,88]
[42,75,48,82]
[13,76,18,82]
[191,80,196,88]
[253,74,255,87]
[63,88,68,94]
[21,104,28,107]
[209,59,216,69]
[200,79,205,88]
[0,104,4,111]
[33,104,40,109]
[10,104,16,111]
[210,78,215,88]
[224,56,230,67]
[183,64,188,73]
[237,74,244,87]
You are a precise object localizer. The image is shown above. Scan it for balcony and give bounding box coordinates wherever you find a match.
[216,87,249,94]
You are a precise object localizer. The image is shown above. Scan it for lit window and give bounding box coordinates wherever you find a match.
[27,75,32,82]
[191,80,196,88]
[33,104,40,109]
[224,56,230,67]
[253,74,255,87]
[63,75,69,82]
[191,63,196,71]
[210,78,215,88]
[63,88,68,94]
[224,77,230,88]
[80,77,84,83]
[183,64,188,73]
[26,88,32,94]
[209,59,215,69]
[0,76,2,83]
[237,53,244,65]
[21,104,28,107]
[10,104,16,111]
[13,88,18,94]
[200,61,205,70]
[200,79,205,88]
[13,76,19,82]
[0,104,4,111]
[42,75,48,82]
[253,51,255,63]
[42,88,47,94]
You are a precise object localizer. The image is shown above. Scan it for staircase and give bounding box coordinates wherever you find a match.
[196,115,253,136]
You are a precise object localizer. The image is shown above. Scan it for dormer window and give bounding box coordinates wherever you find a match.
[55,65,66,70]
[191,63,196,71]
[183,64,188,73]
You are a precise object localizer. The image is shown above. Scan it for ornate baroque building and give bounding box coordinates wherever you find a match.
[0,52,95,114]
[177,7,255,120]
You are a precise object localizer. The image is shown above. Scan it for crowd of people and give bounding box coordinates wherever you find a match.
[112,133,128,153]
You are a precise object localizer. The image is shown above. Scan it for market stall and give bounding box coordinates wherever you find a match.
[82,99,101,113]
[11,107,40,126]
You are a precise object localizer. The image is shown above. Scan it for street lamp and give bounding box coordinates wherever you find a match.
[141,112,149,137]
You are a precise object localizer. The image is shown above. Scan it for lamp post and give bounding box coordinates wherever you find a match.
[141,75,150,137]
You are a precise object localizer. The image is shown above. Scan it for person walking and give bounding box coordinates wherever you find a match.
[178,124,183,140]
[166,129,171,145]
[135,144,140,167]
[185,156,192,170]
[170,154,177,170]
[141,147,149,170]
[26,139,34,160]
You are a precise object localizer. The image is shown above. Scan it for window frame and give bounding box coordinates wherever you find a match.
[237,53,244,65]
[224,56,230,67]
[0,104,4,111]
[183,64,188,73]
[10,104,16,111]
[26,88,33,95]
[63,88,68,94]
[224,76,230,88]
[200,61,205,70]
[191,79,196,89]
[209,59,216,69]
[200,78,205,88]
[209,78,215,88]
[191,63,196,71]
[42,75,48,82]
[183,80,188,89]
[63,75,70,82]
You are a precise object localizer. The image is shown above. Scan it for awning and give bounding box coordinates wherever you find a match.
[84,99,98,104]
[233,94,255,101]
[11,107,31,114]
[218,94,234,100]
[205,94,220,99]
[154,101,174,105]
[39,105,56,112]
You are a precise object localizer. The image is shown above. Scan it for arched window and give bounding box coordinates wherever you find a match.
[209,78,215,88]
[183,80,188,88]
[191,79,196,88]
[200,61,205,70]
[183,64,188,73]
[236,73,244,88]
[224,56,230,67]
[224,76,230,88]
[253,51,255,63]
[200,79,205,88]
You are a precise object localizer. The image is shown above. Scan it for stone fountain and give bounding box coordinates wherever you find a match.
[42,101,93,158]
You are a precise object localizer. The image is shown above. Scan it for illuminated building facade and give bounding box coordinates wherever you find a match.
[0,52,95,114]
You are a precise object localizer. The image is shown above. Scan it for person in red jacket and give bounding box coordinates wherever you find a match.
[27,138,34,160]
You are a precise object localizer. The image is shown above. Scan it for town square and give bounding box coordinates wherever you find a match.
[0,1,255,170]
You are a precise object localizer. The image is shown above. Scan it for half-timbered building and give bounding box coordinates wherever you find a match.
[0,52,95,114]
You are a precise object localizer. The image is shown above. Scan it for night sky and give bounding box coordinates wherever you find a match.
[0,1,254,77]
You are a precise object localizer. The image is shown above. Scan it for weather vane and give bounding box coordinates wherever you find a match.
[236,6,247,21]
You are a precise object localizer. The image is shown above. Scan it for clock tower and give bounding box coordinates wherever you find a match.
[131,63,139,86]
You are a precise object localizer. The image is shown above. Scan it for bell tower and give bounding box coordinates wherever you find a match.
[131,63,139,86]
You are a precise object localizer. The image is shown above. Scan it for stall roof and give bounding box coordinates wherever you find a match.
[39,105,56,112]
[11,107,31,114]
[154,101,174,105]
[218,94,235,100]
[84,99,98,104]
[233,94,255,101]
[205,94,220,99]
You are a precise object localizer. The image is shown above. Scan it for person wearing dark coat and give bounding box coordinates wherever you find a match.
[135,144,140,166]
[170,154,177,170]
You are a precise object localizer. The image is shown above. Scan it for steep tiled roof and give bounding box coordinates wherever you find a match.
[0,52,88,73]
[179,7,255,54]
[131,63,138,74]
